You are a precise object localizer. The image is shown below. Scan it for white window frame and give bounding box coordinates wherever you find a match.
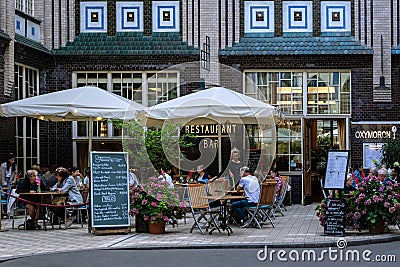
[16,0,34,16]
[14,63,40,172]
[243,69,351,116]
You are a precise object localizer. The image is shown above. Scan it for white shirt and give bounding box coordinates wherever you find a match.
[164,173,174,188]
[84,176,90,186]
[74,176,82,186]
[239,175,260,203]
[129,172,138,187]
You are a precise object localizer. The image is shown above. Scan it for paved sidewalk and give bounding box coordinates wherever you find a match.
[1,204,399,261]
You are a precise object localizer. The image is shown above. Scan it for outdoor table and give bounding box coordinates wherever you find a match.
[19,192,67,230]
[226,190,244,195]
[203,194,247,236]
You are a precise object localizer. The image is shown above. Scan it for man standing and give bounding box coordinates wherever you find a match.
[231,166,260,227]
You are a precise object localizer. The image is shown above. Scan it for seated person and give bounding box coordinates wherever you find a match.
[269,168,282,200]
[196,164,217,184]
[50,167,83,227]
[128,168,138,188]
[46,165,58,189]
[391,166,400,183]
[231,166,260,227]
[16,169,47,229]
[378,168,395,186]
[158,166,174,188]
[367,167,378,178]
[83,168,91,187]
[344,174,357,194]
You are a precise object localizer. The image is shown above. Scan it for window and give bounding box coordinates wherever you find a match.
[14,64,40,171]
[307,72,350,114]
[112,73,143,104]
[245,70,351,115]
[147,72,178,106]
[245,124,277,175]
[16,0,34,16]
[76,72,107,90]
[245,71,303,115]
[73,71,179,138]
[275,119,302,172]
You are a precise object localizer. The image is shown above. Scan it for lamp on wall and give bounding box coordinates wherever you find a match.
[375,35,390,91]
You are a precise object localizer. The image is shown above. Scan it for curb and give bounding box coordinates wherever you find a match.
[105,233,400,250]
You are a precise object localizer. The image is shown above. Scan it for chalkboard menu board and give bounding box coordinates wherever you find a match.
[90,152,130,228]
[324,198,346,236]
[247,149,261,173]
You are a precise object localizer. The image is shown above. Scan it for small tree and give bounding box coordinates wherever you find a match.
[381,138,400,168]
[114,120,195,179]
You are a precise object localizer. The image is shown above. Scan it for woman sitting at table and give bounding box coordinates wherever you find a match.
[196,164,217,184]
[268,168,282,201]
[50,167,83,227]
[16,169,47,229]
[344,174,357,194]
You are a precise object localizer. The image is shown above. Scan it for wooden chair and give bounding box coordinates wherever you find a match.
[244,181,277,228]
[187,184,220,235]
[207,179,229,197]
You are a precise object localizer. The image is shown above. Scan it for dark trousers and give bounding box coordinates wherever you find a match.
[231,199,256,220]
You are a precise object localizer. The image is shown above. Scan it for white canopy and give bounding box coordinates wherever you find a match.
[0,86,146,167]
[0,86,145,121]
[142,87,282,126]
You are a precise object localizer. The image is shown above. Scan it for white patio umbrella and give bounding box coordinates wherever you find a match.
[0,86,146,162]
[142,86,282,126]
[140,87,282,173]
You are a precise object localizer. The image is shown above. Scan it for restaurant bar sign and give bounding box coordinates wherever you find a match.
[184,124,237,135]
[353,125,398,140]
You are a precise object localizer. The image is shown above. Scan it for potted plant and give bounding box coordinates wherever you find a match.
[130,177,186,234]
[346,176,400,233]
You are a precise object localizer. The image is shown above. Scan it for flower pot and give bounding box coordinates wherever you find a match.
[135,215,149,233]
[369,219,385,234]
[149,222,165,234]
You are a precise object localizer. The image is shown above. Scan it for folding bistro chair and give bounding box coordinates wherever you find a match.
[174,186,189,224]
[187,184,220,235]
[244,180,277,229]
[272,176,289,217]
[8,190,28,229]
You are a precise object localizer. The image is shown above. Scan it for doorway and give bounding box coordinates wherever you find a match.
[77,141,123,169]
[302,118,346,204]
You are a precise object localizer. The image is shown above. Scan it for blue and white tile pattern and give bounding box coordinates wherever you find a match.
[245,1,274,33]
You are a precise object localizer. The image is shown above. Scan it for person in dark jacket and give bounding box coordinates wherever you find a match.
[16,169,47,229]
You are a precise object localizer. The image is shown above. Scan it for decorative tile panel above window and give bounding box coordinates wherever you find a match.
[152,1,180,32]
[244,1,274,33]
[15,15,26,36]
[80,2,107,33]
[283,1,312,33]
[321,1,351,32]
[27,20,40,42]
[116,2,143,32]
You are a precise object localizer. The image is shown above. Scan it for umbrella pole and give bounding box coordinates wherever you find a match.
[88,117,93,168]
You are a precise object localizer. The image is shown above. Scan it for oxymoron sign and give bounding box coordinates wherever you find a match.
[90,152,130,228]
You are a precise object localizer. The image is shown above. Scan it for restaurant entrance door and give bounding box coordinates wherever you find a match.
[302,118,347,204]
[302,118,313,205]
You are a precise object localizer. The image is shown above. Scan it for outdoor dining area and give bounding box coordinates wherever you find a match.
[1,180,90,231]
[131,173,291,235]
[0,85,285,235]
